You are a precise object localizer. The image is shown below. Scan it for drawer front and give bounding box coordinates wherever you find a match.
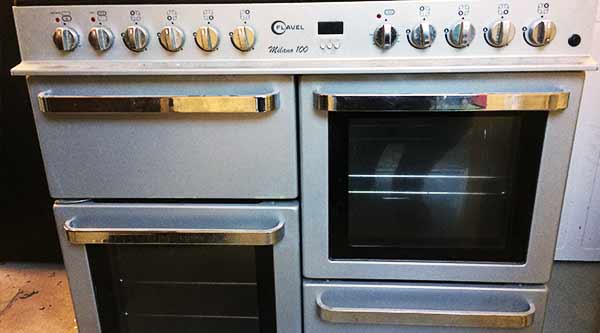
[304,280,547,333]
[28,75,297,199]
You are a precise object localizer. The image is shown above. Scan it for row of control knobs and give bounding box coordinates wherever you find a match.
[375,19,557,49]
[53,25,255,52]
[53,19,557,52]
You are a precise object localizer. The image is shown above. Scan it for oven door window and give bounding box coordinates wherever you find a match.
[87,245,276,333]
[329,112,547,262]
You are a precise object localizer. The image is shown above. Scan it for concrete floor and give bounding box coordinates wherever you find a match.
[545,262,600,332]
[0,263,77,333]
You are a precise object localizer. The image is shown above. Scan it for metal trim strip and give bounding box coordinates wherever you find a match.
[315,91,569,112]
[316,296,536,328]
[64,218,285,245]
[37,91,279,113]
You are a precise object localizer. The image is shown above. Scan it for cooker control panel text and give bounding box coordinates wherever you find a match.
[12,0,596,73]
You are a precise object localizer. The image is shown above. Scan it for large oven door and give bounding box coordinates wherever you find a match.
[27,75,296,199]
[53,201,301,333]
[300,73,584,283]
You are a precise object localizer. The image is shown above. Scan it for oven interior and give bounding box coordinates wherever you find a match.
[329,111,548,262]
[87,244,276,333]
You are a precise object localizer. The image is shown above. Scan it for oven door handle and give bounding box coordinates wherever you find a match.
[38,91,279,113]
[63,218,284,246]
[316,296,536,329]
[314,91,569,112]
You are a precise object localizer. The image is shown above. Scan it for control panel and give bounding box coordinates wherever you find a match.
[12,0,597,74]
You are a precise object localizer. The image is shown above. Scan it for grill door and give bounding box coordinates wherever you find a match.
[27,75,297,199]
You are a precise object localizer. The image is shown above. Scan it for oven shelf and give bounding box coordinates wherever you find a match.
[349,191,506,196]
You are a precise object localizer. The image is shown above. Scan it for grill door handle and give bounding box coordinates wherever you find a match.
[315,91,569,112]
[38,91,279,113]
[64,218,284,246]
[316,296,536,329]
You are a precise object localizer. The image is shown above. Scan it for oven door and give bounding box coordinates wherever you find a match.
[300,73,584,283]
[53,201,301,333]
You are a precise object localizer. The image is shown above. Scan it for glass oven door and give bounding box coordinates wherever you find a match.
[87,244,276,333]
[317,91,568,264]
[53,201,301,333]
[329,111,547,262]
[301,73,583,283]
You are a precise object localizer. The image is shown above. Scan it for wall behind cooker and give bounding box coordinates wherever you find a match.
[545,1,600,332]
[1,0,61,262]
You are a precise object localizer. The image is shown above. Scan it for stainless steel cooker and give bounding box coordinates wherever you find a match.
[11,0,598,332]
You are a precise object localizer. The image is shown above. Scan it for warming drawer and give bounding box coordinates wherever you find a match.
[304,280,548,333]
[27,75,297,199]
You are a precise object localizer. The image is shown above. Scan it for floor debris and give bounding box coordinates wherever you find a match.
[0,263,76,333]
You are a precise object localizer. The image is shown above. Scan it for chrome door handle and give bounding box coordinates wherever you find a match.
[38,91,279,113]
[315,91,569,112]
[64,218,284,245]
[316,296,535,328]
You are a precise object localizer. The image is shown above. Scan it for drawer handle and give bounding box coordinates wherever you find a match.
[315,91,569,112]
[38,91,279,113]
[64,218,284,246]
[316,296,535,328]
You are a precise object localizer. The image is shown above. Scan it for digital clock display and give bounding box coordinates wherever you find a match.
[318,21,344,35]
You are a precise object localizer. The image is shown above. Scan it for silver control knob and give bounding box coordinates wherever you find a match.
[123,25,149,52]
[88,26,114,52]
[374,23,397,49]
[231,25,256,52]
[52,27,79,52]
[485,20,515,48]
[408,23,436,49]
[159,25,185,52]
[195,26,219,51]
[525,19,557,47]
[446,20,476,48]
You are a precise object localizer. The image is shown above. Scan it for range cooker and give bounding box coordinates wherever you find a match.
[11,0,598,332]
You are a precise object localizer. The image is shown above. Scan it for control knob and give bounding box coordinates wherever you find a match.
[52,27,79,52]
[123,25,149,52]
[231,25,256,52]
[485,20,515,48]
[446,20,476,48]
[524,19,557,47]
[374,23,397,49]
[88,26,114,52]
[195,26,219,51]
[408,22,436,49]
[159,25,185,52]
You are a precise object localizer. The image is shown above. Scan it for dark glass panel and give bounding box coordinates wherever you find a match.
[87,244,276,333]
[329,112,547,262]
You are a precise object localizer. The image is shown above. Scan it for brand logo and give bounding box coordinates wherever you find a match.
[271,20,305,35]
